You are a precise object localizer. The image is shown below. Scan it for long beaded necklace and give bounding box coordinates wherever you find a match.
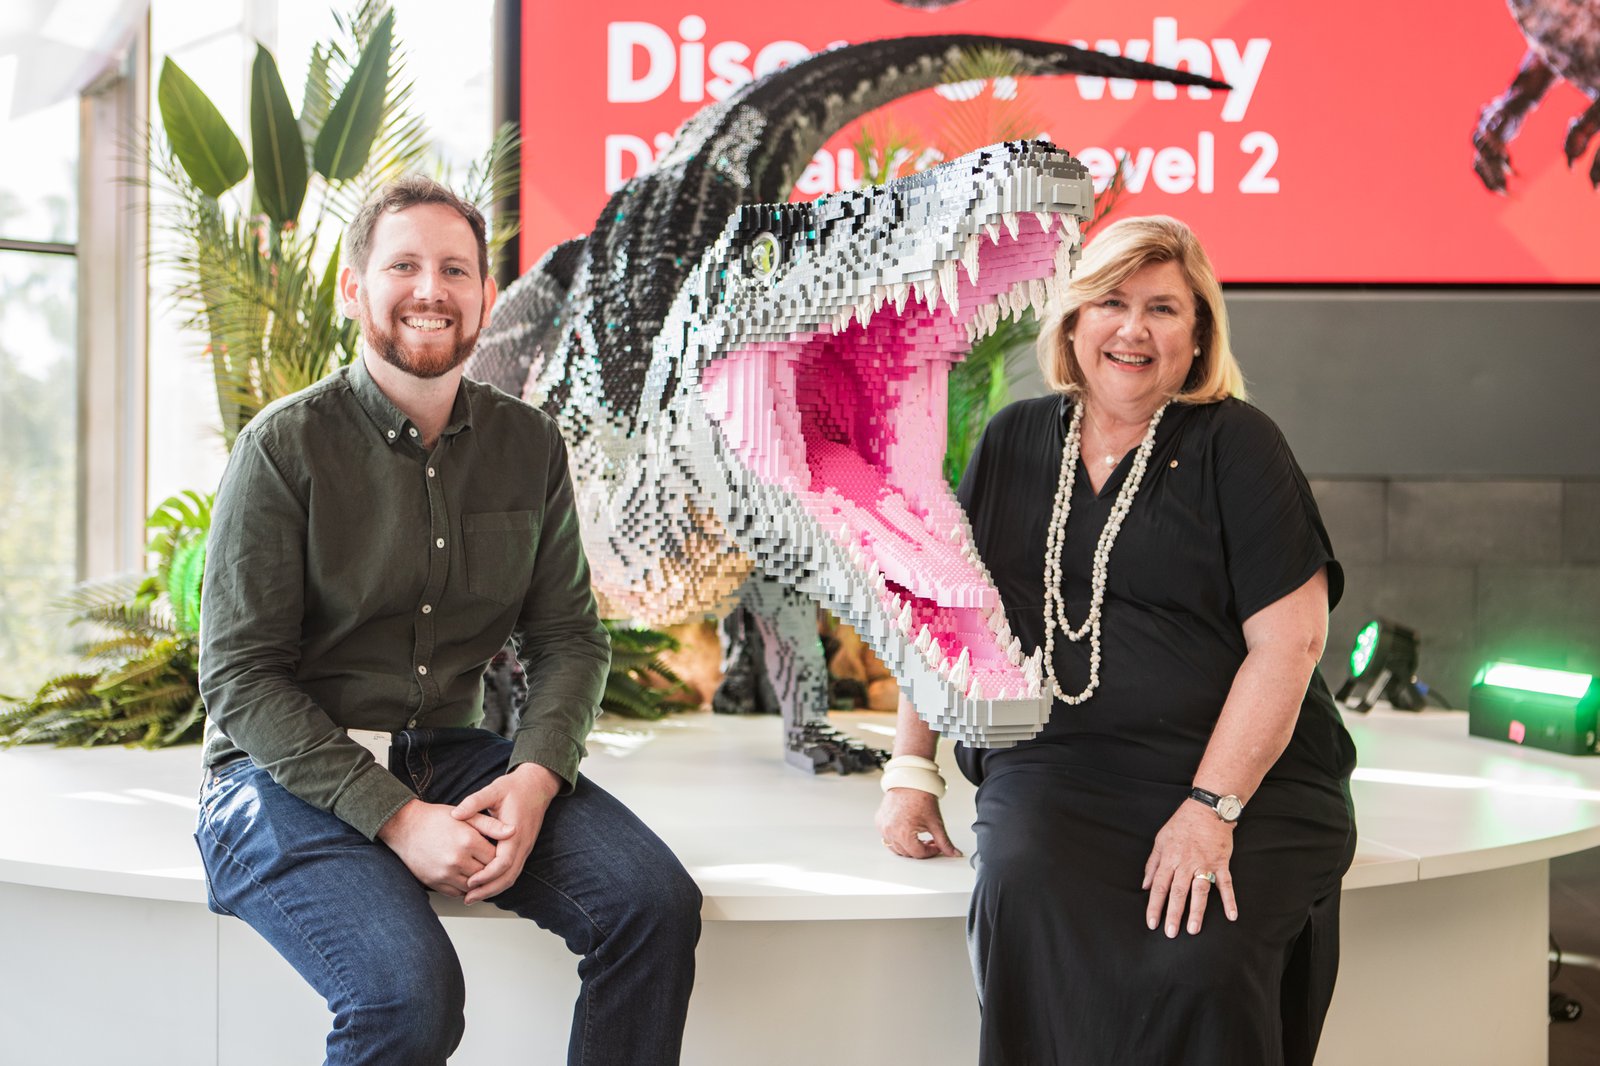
[1041,398,1171,705]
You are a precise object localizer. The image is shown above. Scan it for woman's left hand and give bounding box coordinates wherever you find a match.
[1142,800,1239,938]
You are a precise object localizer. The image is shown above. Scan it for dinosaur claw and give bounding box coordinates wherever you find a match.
[1472,153,1509,195]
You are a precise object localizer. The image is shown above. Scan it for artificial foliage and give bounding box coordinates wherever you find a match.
[601,623,699,721]
[0,493,212,748]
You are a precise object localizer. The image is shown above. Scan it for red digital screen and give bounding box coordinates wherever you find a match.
[521,0,1600,283]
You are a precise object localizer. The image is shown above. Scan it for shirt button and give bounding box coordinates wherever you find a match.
[421,604,432,614]
[435,538,445,548]
[409,427,419,438]
[386,429,396,440]
[427,467,436,477]
[407,718,418,728]
[417,665,428,676]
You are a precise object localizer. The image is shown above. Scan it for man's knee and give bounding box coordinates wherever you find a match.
[638,858,703,947]
[333,947,466,1062]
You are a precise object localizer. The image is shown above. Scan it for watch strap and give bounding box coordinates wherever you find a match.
[1188,786,1243,821]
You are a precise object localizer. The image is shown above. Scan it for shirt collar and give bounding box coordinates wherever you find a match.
[347,352,474,447]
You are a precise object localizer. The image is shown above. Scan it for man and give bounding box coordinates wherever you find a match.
[195,175,701,1066]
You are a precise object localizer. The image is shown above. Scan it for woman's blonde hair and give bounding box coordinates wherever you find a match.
[1037,215,1246,404]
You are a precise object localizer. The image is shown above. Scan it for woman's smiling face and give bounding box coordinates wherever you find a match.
[1069,259,1198,415]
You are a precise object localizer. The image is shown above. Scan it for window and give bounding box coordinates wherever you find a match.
[0,93,80,696]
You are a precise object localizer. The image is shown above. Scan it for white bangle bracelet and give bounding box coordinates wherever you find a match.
[880,765,947,798]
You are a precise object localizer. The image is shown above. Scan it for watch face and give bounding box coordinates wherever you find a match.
[1217,795,1244,822]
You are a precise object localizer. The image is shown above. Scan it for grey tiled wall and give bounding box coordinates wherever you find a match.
[1311,479,1600,706]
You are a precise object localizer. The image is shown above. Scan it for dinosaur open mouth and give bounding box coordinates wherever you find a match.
[703,212,1076,707]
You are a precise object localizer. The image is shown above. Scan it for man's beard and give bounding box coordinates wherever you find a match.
[361,300,479,380]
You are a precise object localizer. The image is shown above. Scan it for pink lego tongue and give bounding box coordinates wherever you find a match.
[697,219,1065,699]
[801,436,990,608]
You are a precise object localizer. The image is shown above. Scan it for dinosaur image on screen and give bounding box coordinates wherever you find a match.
[1473,0,1600,191]
[469,35,1226,770]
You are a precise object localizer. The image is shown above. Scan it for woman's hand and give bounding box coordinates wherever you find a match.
[876,787,962,859]
[1142,800,1239,937]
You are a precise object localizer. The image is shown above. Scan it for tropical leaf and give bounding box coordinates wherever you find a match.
[601,676,664,720]
[597,622,697,719]
[157,58,249,198]
[250,44,308,226]
[851,119,927,188]
[463,123,524,274]
[299,43,334,154]
[935,46,1050,161]
[314,8,393,181]
[167,539,207,636]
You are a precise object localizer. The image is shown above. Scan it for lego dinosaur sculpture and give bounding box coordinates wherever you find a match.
[469,35,1226,770]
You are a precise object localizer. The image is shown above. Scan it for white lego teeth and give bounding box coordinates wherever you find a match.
[1034,210,1052,233]
[1002,211,1020,240]
[915,625,934,654]
[893,282,909,314]
[1055,240,1074,288]
[899,601,915,635]
[938,259,960,314]
[984,222,1002,245]
[962,234,981,285]
[950,648,971,691]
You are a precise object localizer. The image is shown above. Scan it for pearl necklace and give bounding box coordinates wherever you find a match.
[1042,399,1171,705]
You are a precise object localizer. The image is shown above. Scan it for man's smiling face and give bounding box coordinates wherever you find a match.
[341,202,496,380]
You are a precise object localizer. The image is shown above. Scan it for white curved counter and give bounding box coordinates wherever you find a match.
[1,709,1592,1064]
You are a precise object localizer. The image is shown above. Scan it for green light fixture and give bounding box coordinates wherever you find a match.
[1337,618,1425,711]
[1468,660,1600,755]
[1350,620,1381,678]
[1476,662,1594,700]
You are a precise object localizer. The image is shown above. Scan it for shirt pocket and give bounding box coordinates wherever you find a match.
[462,510,540,605]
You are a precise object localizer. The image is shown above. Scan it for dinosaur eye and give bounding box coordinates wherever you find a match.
[745,232,780,279]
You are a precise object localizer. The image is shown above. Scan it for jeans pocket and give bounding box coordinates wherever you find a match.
[462,510,539,604]
[193,827,238,917]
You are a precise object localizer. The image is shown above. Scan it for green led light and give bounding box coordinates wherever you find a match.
[1479,662,1594,700]
[1350,621,1380,677]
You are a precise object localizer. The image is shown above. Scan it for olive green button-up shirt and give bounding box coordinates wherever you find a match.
[198,355,611,840]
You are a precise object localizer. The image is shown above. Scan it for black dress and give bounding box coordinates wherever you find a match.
[956,396,1357,1066]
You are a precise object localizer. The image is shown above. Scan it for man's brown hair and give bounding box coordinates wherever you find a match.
[345,175,490,281]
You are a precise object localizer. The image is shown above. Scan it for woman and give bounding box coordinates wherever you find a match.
[877,216,1357,1065]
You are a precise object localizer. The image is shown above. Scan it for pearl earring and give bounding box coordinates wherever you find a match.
[1192,346,1201,357]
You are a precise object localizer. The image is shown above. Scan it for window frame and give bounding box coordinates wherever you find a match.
[74,16,151,581]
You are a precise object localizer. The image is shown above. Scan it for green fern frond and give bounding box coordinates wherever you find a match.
[640,657,684,686]
[601,677,665,721]
[79,636,161,663]
[52,574,145,617]
[91,641,183,694]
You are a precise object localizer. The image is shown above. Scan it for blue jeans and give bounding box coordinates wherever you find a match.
[195,727,701,1066]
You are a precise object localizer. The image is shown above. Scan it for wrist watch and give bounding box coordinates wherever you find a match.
[1189,786,1244,823]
